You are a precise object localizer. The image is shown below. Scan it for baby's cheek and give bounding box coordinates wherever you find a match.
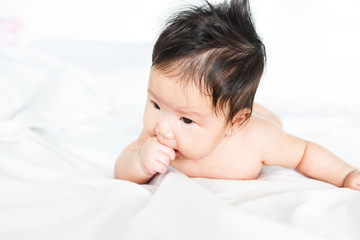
[182,140,211,159]
[143,114,156,136]
[143,121,155,136]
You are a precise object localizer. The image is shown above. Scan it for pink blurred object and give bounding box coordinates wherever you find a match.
[0,17,24,47]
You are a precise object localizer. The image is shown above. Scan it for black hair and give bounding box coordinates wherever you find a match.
[152,0,266,124]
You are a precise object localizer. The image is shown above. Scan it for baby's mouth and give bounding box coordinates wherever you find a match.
[174,149,180,158]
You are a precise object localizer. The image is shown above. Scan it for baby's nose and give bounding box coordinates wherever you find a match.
[155,121,175,140]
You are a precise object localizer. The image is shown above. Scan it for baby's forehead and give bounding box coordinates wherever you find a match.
[176,78,209,102]
[149,67,213,108]
[152,66,208,96]
[155,64,209,94]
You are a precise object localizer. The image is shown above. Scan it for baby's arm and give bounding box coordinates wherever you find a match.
[294,141,359,190]
[114,129,175,184]
[259,119,360,190]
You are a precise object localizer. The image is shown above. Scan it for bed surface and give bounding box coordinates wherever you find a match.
[0,41,359,240]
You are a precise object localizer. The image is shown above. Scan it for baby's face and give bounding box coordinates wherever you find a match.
[143,68,231,160]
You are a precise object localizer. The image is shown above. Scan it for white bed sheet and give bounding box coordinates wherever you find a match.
[0,41,360,240]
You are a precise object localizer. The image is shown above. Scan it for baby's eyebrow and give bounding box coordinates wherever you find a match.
[147,88,156,97]
[176,108,205,118]
[148,87,206,118]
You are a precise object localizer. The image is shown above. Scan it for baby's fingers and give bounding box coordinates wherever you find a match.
[347,181,360,191]
[154,159,168,174]
[349,175,360,191]
[156,153,173,172]
[343,170,360,191]
[157,143,176,161]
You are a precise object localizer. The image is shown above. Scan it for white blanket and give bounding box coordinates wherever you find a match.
[0,42,359,240]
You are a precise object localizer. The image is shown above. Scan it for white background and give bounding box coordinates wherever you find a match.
[1,0,360,103]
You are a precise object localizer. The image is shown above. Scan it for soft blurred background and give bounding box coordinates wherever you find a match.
[1,0,360,102]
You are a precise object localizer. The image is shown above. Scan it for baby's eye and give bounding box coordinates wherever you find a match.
[152,101,160,110]
[181,117,194,124]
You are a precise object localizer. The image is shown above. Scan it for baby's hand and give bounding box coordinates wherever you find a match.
[343,170,360,191]
[138,136,176,176]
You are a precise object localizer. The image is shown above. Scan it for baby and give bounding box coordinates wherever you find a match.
[114,0,360,190]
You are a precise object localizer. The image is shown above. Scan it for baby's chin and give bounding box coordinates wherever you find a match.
[175,149,189,160]
[174,150,206,161]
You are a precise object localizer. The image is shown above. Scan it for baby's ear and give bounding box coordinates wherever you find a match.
[225,108,251,136]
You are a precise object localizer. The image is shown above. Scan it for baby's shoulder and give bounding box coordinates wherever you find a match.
[238,114,284,148]
[250,113,281,127]
[243,114,282,134]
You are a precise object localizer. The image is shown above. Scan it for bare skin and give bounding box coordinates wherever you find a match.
[114,68,360,190]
